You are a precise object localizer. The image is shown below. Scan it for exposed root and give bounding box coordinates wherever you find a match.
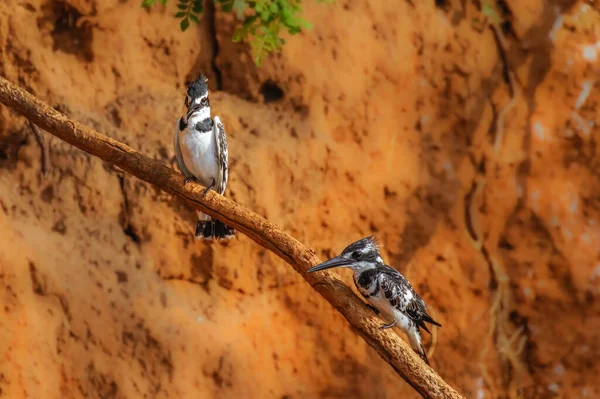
[465,173,487,251]
[465,9,529,394]
[489,21,521,155]
[27,119,50,175]
[492,68,519,155]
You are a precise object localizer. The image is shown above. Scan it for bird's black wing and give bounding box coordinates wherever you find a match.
[212,116,229,195]
[378,267,441,334]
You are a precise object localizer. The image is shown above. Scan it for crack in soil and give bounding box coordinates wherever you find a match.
[206,0,223,90]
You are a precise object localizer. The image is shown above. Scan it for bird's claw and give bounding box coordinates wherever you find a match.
[202,178,216,198]
[184,176,197,185]
[379,320,397,330]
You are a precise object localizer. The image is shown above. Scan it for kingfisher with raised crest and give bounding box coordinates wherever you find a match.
[307,236,441,365]
[173,73,235,241]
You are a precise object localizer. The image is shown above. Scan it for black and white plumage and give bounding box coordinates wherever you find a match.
[173,73,235,241]
[307,236,441,365]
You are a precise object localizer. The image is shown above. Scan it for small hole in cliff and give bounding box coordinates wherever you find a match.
[115,271,128,283]
[259,81,284,103]
[501,20,513,35]
[50,1,94,62]
[0,131,27,170]
[123,224,141,244]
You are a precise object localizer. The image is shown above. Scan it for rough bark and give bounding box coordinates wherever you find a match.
[0,76,464,399]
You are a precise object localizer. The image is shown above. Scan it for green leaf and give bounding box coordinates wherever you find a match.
[242,15,258,27]
[280,7,292,22]
[481,0,500,23]
[192,0,203,13]
[180,17,190,31]
[233,0,246,18]
[482,5,494,17]
[146,0,326,66]
[296,17,312,29]
[282,16,298,28]
[222,2,233,11]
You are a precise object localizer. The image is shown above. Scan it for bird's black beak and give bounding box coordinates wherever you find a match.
[185,102,203,119]
[307,256,354,273]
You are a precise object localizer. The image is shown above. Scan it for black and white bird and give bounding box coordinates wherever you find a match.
[173,73,235,241]
[307,236,441,365]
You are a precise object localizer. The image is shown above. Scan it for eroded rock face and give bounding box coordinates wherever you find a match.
[0,0,598,397]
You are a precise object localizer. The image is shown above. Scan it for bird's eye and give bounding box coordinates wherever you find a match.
[352,251,361,260]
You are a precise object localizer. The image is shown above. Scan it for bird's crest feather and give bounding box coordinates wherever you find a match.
[187,73,209,99]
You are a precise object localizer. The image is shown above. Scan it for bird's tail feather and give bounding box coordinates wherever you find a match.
[408,327,430,366]
[422,312,442,328]
[418,320,432,335]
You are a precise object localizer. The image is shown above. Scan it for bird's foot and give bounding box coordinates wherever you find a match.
[184,176,197,186]
[379,320,397,330]
[202,178,216,198]
[367,304,380,315]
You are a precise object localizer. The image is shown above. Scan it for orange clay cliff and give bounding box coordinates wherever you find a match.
[0,0,598,398]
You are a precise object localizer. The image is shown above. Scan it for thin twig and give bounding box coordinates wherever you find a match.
[0,76,464,399]
[27,119,50,175]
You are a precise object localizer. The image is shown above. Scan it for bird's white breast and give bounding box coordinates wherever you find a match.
[179,121,218,184]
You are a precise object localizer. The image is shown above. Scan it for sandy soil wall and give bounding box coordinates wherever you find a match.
[0,0,598,397]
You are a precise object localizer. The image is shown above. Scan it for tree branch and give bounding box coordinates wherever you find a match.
[0,76,464,399]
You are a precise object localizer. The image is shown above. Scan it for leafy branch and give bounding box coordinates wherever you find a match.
[141,0,332,65]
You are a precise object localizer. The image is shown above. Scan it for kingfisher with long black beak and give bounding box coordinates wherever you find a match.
[173,73,235,241]
[307,236,441,365]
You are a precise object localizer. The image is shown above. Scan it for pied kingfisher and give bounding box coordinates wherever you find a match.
[308,236,441,365]
[173,73,235,241]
